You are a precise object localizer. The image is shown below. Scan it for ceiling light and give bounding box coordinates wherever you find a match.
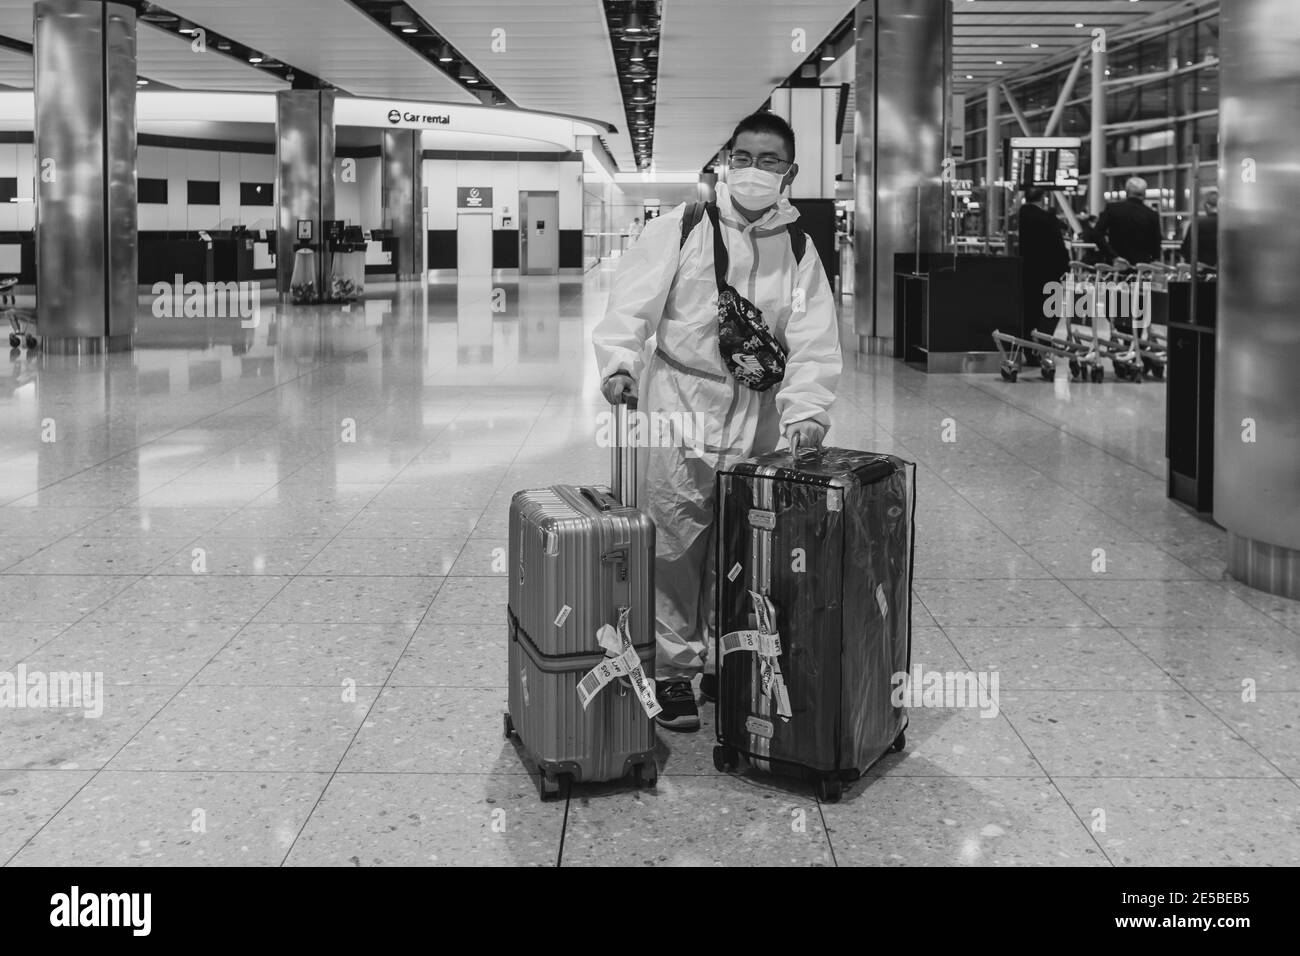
[965,74,973,79]
[438,43,453,62]
[1075,22,1084,28]
[625,2,643,33]
[995,60,1003,65]
[248,56,263,63]
[630,42,644,63]
[820,45,834,62]
[632,76,645,83]
[458,61,474,80]
[216,41,231,51]
[390,4,416,29]
[402,27,418,34]
[137,78,148,85]
[1030,43,1039,49]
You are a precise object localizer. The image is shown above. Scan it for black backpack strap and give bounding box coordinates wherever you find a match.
[704,203,729,289]
[787,223,807,264]
[679,201,706,248]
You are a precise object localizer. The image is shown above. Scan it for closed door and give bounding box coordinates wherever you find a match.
[457,212,492,276]
[520,191,559,275]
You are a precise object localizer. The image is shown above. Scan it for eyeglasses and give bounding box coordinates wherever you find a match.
[728,151,792,174]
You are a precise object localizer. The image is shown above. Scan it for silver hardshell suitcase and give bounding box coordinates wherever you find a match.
[504,403,658,799]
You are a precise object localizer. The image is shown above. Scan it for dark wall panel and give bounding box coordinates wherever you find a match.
[427,229,457,269]
[559,229,583,268]
[493,229,519,269]
[789,197,839,283]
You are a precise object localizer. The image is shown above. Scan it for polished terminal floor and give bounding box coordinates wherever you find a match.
[2,268,1298,867]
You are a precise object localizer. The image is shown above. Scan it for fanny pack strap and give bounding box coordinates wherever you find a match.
[705,203,730,290]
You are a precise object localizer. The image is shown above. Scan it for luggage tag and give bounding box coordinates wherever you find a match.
[719,591,791,720]
[575,608,661,719]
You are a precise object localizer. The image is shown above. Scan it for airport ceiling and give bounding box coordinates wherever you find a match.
[0,0,1199,171]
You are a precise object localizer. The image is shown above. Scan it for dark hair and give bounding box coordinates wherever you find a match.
[727,110,796,162]
[1025,186,1046,203]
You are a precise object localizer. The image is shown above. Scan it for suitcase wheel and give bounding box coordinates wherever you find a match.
[633,762,658,789]
[814,776,843,803]
[712,745,738,773]
[502,711,516,740]
[539,770,565,802]
[890,730,906,754]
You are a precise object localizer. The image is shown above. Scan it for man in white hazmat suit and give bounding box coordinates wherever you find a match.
[592,111,842,732]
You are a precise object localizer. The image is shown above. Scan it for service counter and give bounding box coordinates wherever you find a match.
[894,253,1022,372]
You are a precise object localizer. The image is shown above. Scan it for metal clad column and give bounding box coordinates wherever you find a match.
[1090,42,1106,215]
[853,0,952,353]
[382,128,423,279]
[985,86,998,247]
[276,90,336,295]
[1216,0,1300,598]
[853,0,877,350]
[34,0,137,353]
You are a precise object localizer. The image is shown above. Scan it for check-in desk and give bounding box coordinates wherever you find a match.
[894,253,1022,372]
[139,232,276,285]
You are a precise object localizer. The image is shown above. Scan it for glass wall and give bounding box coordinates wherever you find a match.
[957,3,1219,247]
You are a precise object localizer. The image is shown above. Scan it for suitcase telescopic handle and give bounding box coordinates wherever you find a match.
[609,399,638,508]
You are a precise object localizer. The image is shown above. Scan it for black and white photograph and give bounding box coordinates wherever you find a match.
[0,0,1293,922]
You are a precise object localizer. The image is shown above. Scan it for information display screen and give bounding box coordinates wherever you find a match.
[1004,137,1081,190]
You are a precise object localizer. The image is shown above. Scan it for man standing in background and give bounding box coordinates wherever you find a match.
[1095,176,1163,266]
[1018,187,1070,350]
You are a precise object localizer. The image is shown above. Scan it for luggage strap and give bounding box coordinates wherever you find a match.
[720,590,792,720]
[576,607,662,719]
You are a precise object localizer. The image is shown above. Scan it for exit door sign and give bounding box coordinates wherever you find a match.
[457,187,492,209]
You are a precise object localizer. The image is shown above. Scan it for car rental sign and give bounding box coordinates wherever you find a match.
[387,107,450,126]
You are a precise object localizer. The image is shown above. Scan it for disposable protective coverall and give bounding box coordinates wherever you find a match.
[592,183,842,680]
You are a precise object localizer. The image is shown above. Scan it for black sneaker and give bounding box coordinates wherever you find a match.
[655,680,700,732]
[699,673,718,703]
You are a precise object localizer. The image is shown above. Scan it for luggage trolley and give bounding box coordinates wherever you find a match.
[992,328,1074,382]
[1057,261,1149,382]
[2,277,36,351]
[990,261,1108,383]
[1109,263,1172,379]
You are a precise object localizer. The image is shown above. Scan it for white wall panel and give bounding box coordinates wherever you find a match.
[219,151,241,225]
[424,159,456,229]
[558,160,583,229]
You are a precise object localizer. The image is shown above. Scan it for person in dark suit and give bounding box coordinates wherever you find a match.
[1078,213,1115,266]
[1095,176,1163,266]
[1179,189,1218,268]
[1018,187,1070,347]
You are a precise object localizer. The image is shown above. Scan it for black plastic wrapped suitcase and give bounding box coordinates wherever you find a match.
[504,403,660,800]
[712,448,915,801]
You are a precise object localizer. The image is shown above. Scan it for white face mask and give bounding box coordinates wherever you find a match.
[728,167,786,212]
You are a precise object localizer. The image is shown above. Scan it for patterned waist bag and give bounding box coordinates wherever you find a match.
[704,204,787,392]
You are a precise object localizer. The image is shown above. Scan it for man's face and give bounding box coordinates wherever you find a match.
[731,130,798,195]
